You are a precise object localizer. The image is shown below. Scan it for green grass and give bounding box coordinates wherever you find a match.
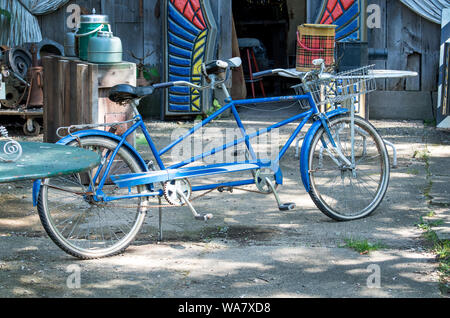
[196,99,223,121]
[424,119,437,127]
[415,217,444,232]
[342,238,386,255]
[136,134,149,146]
[407,168,420,176]
[416,216,450,294]
[413,149,431,162]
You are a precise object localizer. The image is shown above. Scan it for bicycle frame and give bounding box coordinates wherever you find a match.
[32,90,349,206]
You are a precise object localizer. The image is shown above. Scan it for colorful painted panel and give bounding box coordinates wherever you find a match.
[315,0,365,41]
[164,0,217,116]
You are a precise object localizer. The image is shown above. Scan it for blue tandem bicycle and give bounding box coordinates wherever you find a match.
[33,58,390,259]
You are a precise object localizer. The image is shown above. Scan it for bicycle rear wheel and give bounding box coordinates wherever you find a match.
[307,115,390,221]
[37,136,149,259]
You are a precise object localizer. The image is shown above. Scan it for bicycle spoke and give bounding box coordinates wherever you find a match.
[38,137,147,259]
[309,116,389,220]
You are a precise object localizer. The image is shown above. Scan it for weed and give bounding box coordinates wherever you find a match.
[416,216,450,295]
[342,238,386,255]
[415,217,444,232]
[407,168,420,176]
[423,119,437,128]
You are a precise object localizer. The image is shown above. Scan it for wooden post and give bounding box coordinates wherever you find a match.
[42,55,136,144]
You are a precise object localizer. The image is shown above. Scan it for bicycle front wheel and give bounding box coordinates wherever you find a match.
[37,136,149,259]
[307,115,390,221]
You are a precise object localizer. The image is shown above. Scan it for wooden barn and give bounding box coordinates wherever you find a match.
[2,0,448,125]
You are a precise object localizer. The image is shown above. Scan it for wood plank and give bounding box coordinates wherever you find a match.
[76,63,88,124]
[368,0,387,90]
[38,5,66,45]
[69,60,79,126]
[55,59,66,134]
[113,0,141,23]
[143,0,161,67]
[88,63,99,124]
[115,22,144,63]
[421,18,440,92]
[97,62,136,88]
[369,91,436,120]
[231,15,247,100]
[402,4,422,91]
[386,0,406,90]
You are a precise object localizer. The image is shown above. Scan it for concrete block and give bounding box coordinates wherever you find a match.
[368,91,436,121]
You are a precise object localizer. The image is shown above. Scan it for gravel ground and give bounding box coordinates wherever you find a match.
[0,105,448,298]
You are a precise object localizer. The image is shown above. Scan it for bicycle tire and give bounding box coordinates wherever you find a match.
[37,136,149,259]
[307,115,390,221]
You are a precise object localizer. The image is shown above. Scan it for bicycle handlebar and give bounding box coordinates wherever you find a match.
[253,70,274,78]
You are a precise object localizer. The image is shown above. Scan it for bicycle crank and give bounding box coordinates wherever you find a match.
[163,179,192,206]
[254,169,278,194]
[163,179,213,222]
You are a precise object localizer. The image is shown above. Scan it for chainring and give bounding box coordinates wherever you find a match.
[254,169,278,194]
[163,179,192,206]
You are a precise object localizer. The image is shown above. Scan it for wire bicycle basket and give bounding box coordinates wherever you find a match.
[292,65,376,109]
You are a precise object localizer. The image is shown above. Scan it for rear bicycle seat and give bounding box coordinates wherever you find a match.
[109,84,155,104]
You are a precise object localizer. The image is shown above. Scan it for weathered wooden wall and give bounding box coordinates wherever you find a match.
[37,0,440,120]
[368,0,441,92]
[37,0,231,68]
[367,0,440,120]
[37,0,232,117]
[308,0,440,93]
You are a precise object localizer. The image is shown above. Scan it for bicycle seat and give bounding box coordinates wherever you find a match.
[109,84,155,104]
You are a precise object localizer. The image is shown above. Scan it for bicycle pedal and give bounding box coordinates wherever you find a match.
[195,214,214,222]
[279,203,296,211]
[218,186,233,193]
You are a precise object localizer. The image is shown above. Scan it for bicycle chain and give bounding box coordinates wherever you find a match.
[99,186,270,210]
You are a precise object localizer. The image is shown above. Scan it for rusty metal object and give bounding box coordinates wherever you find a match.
[25,69,44,108]
[25,45,44,108]
[8,47,32,78]
[0,83,21,108]
[129,50,154,87]
[23,39,65,66]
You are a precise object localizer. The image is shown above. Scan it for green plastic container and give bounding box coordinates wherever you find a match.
[88,31,123,64]
[76,11,110,61]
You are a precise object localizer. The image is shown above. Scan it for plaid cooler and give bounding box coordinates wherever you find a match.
[296,24,337,72]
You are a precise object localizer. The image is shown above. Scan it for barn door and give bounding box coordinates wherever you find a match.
[163,0,217,118]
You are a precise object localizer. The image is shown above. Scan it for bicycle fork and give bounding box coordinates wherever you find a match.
[319,114,353,168]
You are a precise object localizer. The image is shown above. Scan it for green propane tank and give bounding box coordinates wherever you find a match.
[88,31,123,64]
[76,9,110,61]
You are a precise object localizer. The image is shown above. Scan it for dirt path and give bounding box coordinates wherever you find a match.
[0,111,448,298]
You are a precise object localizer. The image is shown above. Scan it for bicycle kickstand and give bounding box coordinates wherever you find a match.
[176,189,213,222]
[264,177,296,211]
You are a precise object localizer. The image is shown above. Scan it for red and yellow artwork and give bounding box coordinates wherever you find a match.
[315,0,362,41]
[166,0,215,115]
